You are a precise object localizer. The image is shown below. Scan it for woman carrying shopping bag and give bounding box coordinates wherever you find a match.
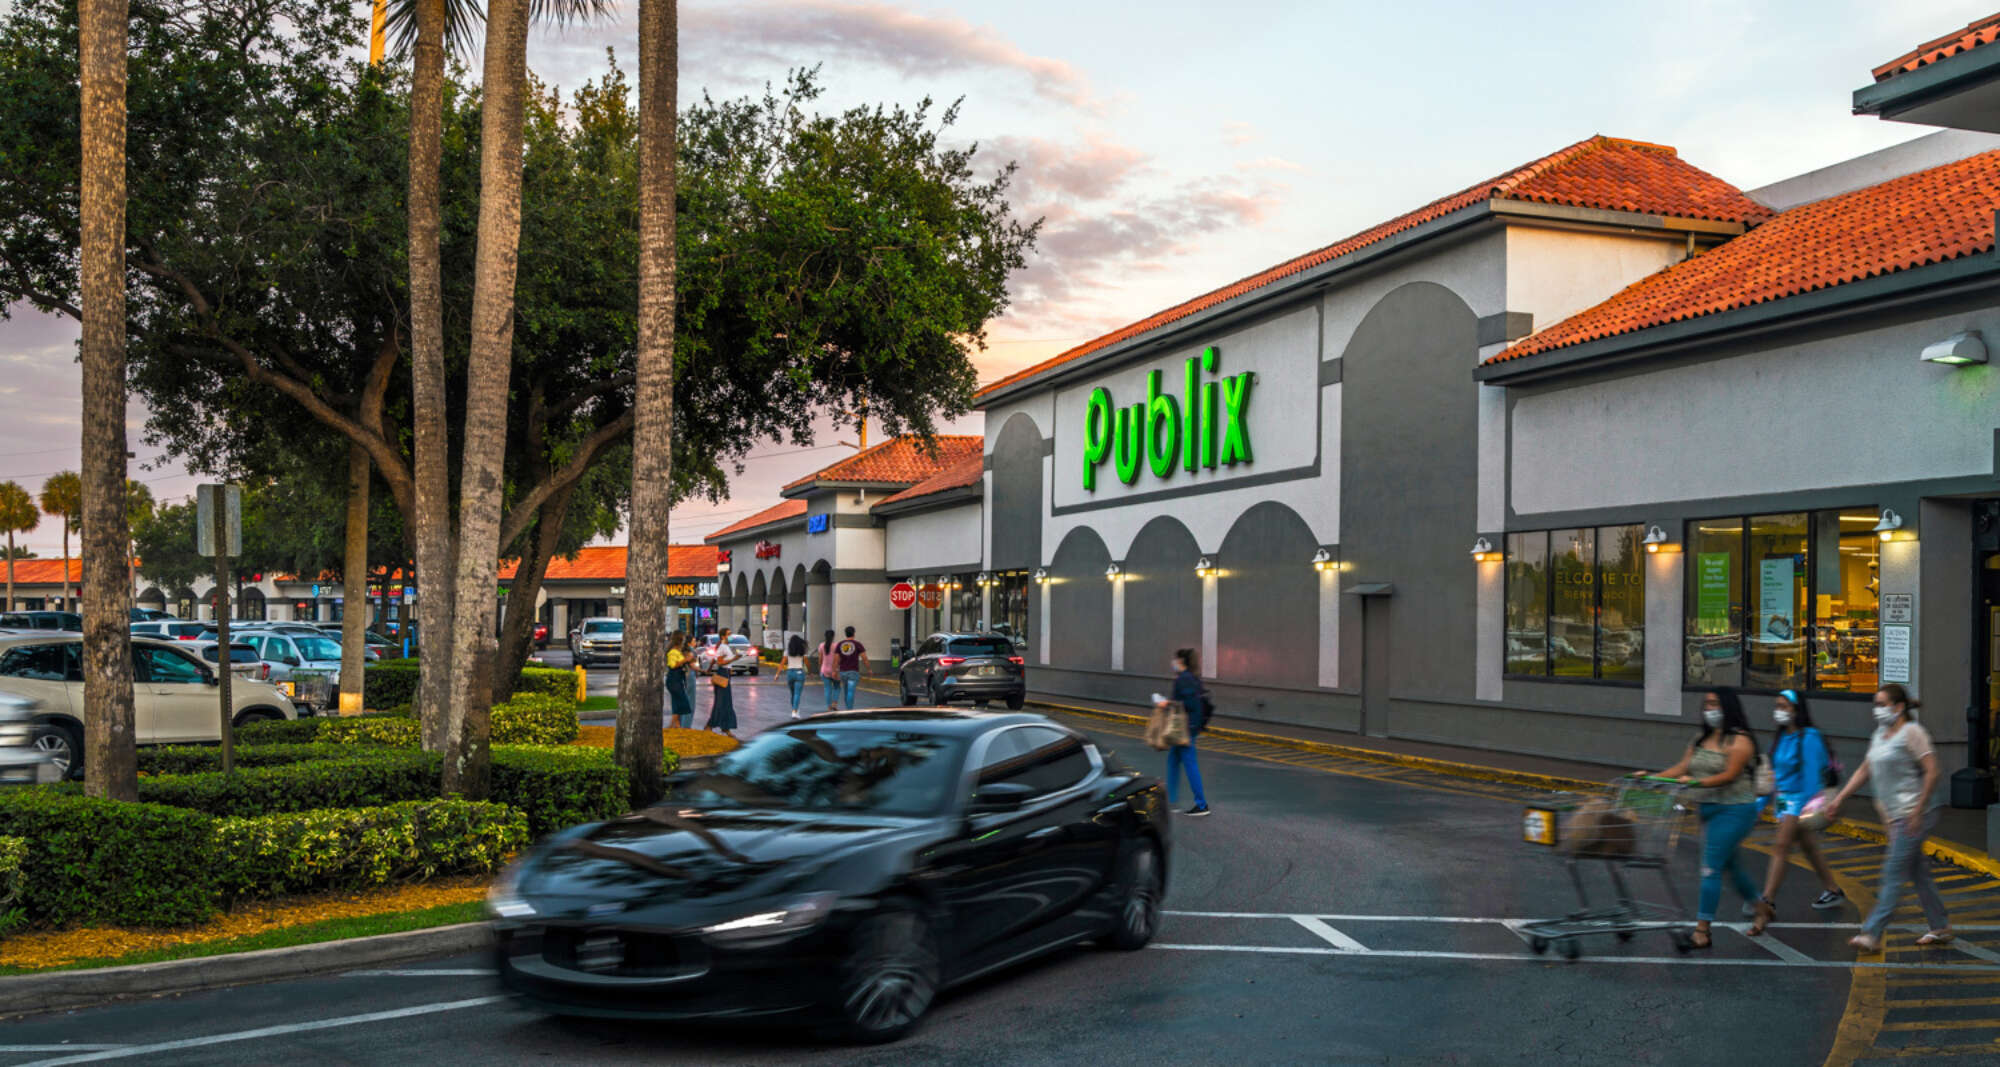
[1749,690,1844,934]
[1831,684,1951,952]
[704,628,739,737]
[1164,648,1211,817]
[665,631,695,729]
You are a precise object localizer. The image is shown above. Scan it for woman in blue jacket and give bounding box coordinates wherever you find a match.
[1166,648,1211,817]
[1749,690,1844,934]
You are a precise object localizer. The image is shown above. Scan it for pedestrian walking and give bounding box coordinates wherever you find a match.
[784,633,809,718]
[816,628,841,710]
[1831,684,1951,952]
[665,630,695,729]
[1749,690,1844,934]
[834,626,867,709]
[1645,687,1758,949]
[704,627,739,737]
[1164,648,1210,817]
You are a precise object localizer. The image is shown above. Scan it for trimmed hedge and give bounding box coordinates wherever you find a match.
[212,800,526,900]
[236,696,577,749]
[235,718,322,746]
[0,790,216,926]
[489,746,635,838]
[136,753,436,817]
[139,742,364,775]
[0,834,26,935]
[515,667,576,700]
[322,715,421,746]
[493,694,579,745]
[360,661,571,709]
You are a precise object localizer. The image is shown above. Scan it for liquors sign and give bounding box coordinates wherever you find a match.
[1080,346,1253,491]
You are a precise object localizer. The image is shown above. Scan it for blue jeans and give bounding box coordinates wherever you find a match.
[1166,742,1207,808]
[1863,808,1949,936]
[840,670,860,707]
[1698,801,1760,921]
[785,668,805,711]
[821,674,841,707]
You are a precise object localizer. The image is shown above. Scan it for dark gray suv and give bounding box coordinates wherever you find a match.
[897,631,1026,709]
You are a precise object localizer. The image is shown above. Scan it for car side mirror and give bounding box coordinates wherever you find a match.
[968,781,1035,815]
[202,670,219,686]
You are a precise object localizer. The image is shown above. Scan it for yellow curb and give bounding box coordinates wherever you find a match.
[1022,696,2000,882]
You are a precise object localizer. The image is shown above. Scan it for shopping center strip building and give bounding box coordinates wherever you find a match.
[709,16,2000,794]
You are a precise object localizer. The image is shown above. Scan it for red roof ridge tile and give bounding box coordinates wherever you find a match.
[703,499,808,543]
[781,434,984,492]
[873,453,985,510]
[1487,149,2000,365]
[976,136,1763,400]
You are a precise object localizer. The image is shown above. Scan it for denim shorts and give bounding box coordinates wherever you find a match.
[1773,791,1812,820]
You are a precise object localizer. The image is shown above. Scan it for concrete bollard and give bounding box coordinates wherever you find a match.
[574,665,587,702]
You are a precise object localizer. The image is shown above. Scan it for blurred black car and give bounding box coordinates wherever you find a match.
[897,632,1026,709]
[490,710,1168,1042]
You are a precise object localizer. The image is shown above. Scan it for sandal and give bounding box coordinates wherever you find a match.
[1689,925,1713,950]
[1849,934,1883,953]
[1748,897,1776,937]
[1917,930,1956,946]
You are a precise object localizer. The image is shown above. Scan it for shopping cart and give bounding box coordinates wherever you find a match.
[1517,776,1697,959]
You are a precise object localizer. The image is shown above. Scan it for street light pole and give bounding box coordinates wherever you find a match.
[211,500,234,774]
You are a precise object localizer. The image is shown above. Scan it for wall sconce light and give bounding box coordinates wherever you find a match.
[975,571,993,586]
[1104,562,1123,582]
[1642,525,1678,554]
[1195,556,1216,579]
[1032,568,1047,584]
[1469,537,1503,563]
[949,579,962,591]
[1874,508,1911,542]
[1311,547,1335,573]
[1920,330,1987,366]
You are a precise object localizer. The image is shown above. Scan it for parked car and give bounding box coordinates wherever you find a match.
[490,710,1168,1041]
[129,608,174,622]
[696,633,759,676]
[898,632,1026,710]
[0,611,81,632]
[311,624,396,657]
[568,617,624,667]
[193,640,273,684]
[0,634,300,779]
[131,620,212,642]
[237,630,347,708]
[0,691,58,785]
[533,622,550,649]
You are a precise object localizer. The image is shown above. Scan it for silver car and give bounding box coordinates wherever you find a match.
[568,617,624,667]
[240,631,345,710]
[0,692,58,785]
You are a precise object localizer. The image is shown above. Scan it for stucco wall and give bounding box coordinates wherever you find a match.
[884,502,982,575]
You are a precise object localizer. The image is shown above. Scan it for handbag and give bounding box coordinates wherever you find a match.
[1145,701,1190,751]
[1753,753,1775,796]
[712,673,730,688]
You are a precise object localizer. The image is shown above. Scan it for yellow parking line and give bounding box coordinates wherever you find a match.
[1877,1018,2000,1031]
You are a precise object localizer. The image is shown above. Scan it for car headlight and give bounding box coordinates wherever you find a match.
[700,891,837,943]
[486,859,536,920]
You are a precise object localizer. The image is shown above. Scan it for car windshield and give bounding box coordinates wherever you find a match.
[584,621,623,635]
[947,637,1014,657]
[669,727,966,817]
[168,623,204,637]
[294,636,342,661]
[727,636,751,646]
[201,645,259,664]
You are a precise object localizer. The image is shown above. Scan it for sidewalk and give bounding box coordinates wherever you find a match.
[1026,689,2000,875]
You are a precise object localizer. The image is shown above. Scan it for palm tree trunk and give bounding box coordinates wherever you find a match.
[443,0,530,799]
[62,522,71,607]
[6,532,15,612]
[618,0,679,806]
[78,0,137,801]
[409,0,453,751]
[338,443,369,714]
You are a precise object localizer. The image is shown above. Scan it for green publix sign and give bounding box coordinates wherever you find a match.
[1082,346,1252,491]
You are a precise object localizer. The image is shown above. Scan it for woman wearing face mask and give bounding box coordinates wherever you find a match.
[1164,648,1211,817]
[1830,684,1950,952]
[1645,687,1760,949]
[1748,690,1844,935]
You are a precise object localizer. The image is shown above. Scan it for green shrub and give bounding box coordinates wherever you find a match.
[514,666,575,700]
[139,743,366,775]
[490,745,630,837]
[0,834,25,935]
[212,800,526,901]
[138,752,439,817]
[320,715,422,747]
[363,660,421,707]
[0,790,216,926]
[235,718,323,746]
[492,693,578,746]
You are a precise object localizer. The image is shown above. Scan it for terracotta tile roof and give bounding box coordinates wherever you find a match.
[975,136,1767,400]
[1487,150,2000,365]
[781,435,984,492]
[1874,13,2000,81]
[704,499,807,543]
[495,545,718,583]
[0,558,82,584]
[873,454,984,510]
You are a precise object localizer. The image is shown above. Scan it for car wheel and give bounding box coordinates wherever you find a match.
[1005,693,1025,710]
[898,680,916,707]
[34,721,81,781]
[1106,838,1164,951]
[834,901,938,1043]
[232,708,280,728]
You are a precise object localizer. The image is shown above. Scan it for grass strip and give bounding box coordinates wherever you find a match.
[0,900,485,975]
[577,695,617,713]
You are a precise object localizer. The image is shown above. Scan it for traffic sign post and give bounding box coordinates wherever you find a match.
[889,582,917,610]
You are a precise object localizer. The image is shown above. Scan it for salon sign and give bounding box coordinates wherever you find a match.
[1080,346,1253,491]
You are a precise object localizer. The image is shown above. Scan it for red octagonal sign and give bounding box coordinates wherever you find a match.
[889,582,917,610]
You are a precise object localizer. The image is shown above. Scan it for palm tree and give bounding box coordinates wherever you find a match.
[76,0,137,801]
[0,482,39,613]
[616,0,677,804]
[39,472,81,608]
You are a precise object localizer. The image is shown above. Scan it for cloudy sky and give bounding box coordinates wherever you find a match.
[1,0,1987,553]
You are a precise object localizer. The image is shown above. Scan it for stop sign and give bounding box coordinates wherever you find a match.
[889,582,917,610]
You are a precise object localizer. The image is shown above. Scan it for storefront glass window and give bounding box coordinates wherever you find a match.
[1504,532,1548,676]
[1503,525,1644,682]
[1598,526,1645,682]
[1685,509,1874,694]
[951,578,983,633]
[992,571,1030,651]
[1549,529,1595,677]
[1686,518,1745,687]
